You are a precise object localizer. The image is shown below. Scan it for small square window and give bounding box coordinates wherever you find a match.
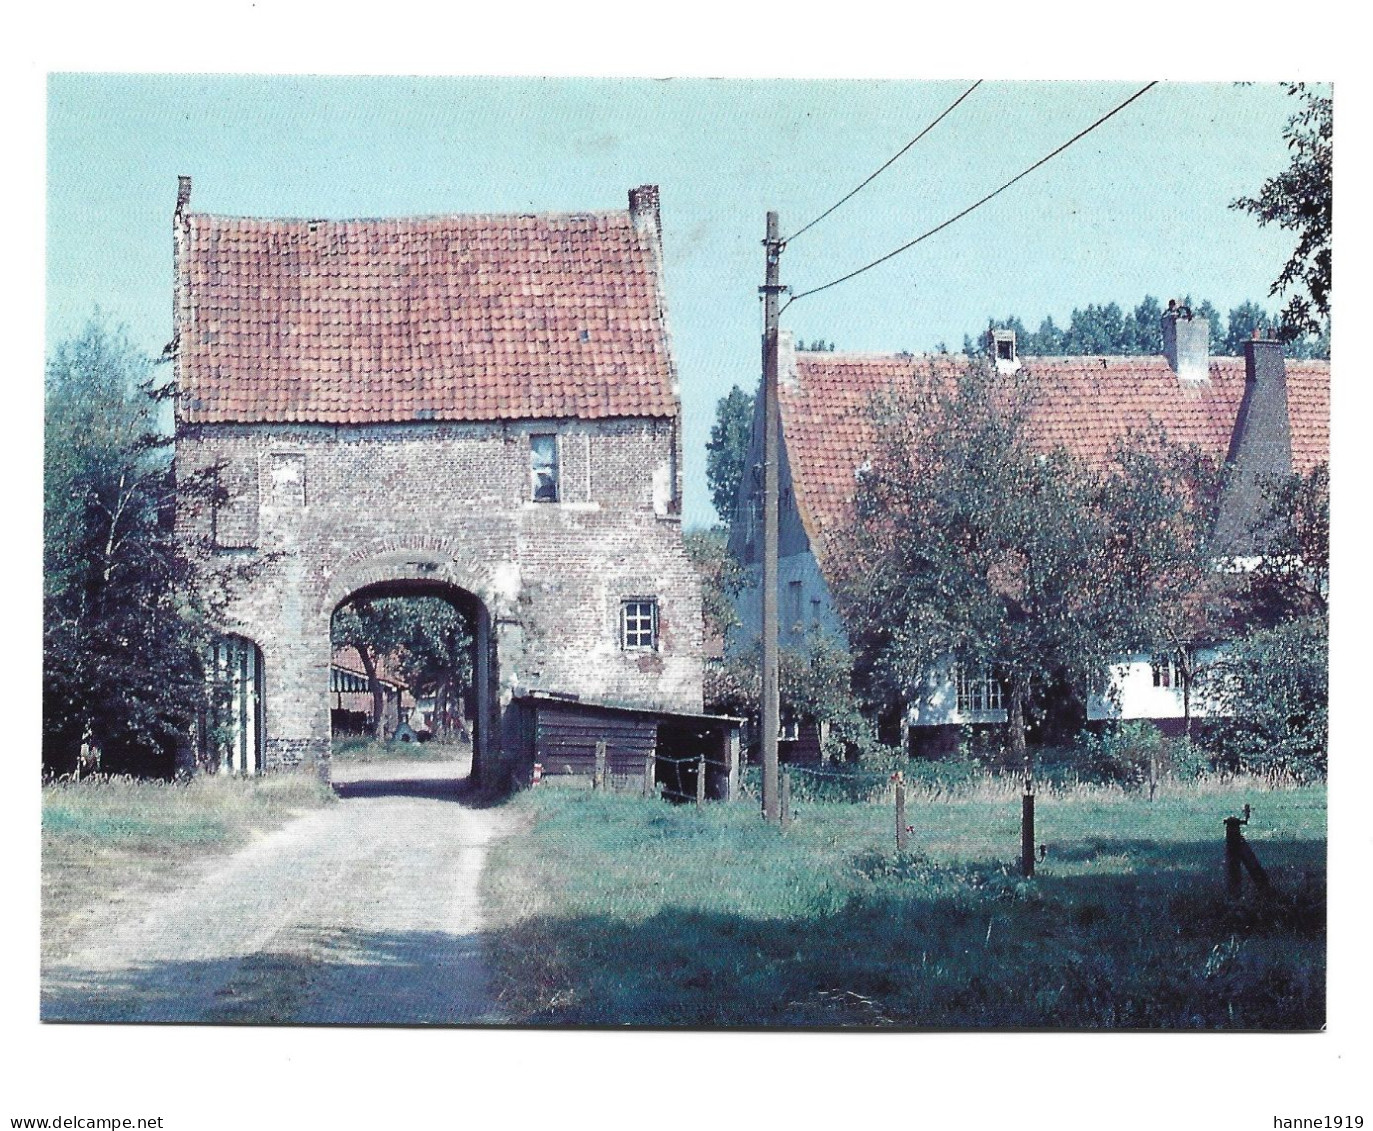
[531,434,559,502]
[621,599,658,651]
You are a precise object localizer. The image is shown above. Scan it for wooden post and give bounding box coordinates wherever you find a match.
[594,740,607,791]
[643,755,655,799]
[781,770,792,826]
[895,772,908,852]
[696,755,706,809]
[760,211,784,825]
[1021,792,1036,877]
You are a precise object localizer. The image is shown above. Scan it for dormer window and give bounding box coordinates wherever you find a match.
[531,434,559,502]
[989,329,1019,371]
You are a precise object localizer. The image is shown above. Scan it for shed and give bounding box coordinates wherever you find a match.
[513,693,743,802]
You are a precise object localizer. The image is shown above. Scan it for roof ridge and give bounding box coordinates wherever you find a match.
[187,207,634,226]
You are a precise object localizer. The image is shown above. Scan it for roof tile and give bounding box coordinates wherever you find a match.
[177,209,678,425]
[783,351,1329,543]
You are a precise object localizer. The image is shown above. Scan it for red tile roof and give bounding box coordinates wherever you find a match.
[782,351,1330,546]
[176,208,678,424]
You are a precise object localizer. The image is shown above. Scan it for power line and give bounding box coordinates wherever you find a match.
[786,79,983,245]
[785,81,1159,309]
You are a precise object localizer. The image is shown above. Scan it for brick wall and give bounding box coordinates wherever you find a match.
[177,416,705,782]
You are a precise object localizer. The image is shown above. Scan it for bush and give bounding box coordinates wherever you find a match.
[1073,722,1162,788]
[1197,618,1327,782]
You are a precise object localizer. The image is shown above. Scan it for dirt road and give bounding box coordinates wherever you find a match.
[41,757,517,1025]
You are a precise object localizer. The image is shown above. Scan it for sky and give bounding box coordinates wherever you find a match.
[47,75,1310,527]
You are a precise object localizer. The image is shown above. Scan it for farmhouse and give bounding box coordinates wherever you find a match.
[173,178,711,787]
[725,313,1329,755]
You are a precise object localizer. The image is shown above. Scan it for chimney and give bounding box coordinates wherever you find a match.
[1211,334,1294,555]
[1162,299,1208,381]
[628,184,661,242]
[176,175,192,216]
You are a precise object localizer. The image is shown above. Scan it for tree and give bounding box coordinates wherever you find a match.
[1099,430,1229,759]
[1061,302,1128,355]
[391,598,473,741]
[706,631,873,761]
[1231,84,1332,340]
[1198,464,1328,780]
[1202,616,1327,781]
[331,596,473,741]
[43,319,228,777]
[331,599,410,740]
[704,385,755,524]
[1234,464,1329,630]
[971,294,1328,360]
[684,526,746,642]
[831,360,1205,780]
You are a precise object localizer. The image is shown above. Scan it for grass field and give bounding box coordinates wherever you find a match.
[481,775,1325,1029]
[41,772,335,963]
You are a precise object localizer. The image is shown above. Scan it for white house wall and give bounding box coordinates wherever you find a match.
[1086,649,1229,722]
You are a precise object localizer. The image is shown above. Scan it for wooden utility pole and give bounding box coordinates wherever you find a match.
[760,212,784,824]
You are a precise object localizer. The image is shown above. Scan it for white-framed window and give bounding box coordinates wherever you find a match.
[531,434,559,502]
[956,666,1003,714]
[620,598,658,651]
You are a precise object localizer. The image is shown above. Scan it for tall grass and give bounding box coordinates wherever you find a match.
[482,777,1324,1028]
[42,772,334,962]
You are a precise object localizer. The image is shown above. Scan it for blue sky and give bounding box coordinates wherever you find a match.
[47,76,1308,527]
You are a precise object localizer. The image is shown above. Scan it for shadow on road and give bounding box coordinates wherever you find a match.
[43,927,501,1027]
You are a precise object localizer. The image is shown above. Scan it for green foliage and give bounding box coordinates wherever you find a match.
[43,318,229,778]
[795,338,836,352]
[1191,464,1329,782]
[1073,722,1163,789]
[1231,84,1332,339]
[833,361,1205,767]
[683,526,745,641]
[971,293,1327,360]
[704,385,755,524]
[707,631,875,760]
[331,595,473,738]
[1200,617,1327,782]
[1235,465,1329,630]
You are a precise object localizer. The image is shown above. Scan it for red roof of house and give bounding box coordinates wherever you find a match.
[782,351,1330,546]
[175,206,679,425]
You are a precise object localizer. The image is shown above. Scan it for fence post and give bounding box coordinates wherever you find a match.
[594,740,607,791]
[781,770,792,826]
[895,772,908,852]
[696,755,706,809]
[1021,791,1035,877]
[643,755,655,799]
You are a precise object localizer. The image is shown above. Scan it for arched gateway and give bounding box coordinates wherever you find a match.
[172,179,705,786]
